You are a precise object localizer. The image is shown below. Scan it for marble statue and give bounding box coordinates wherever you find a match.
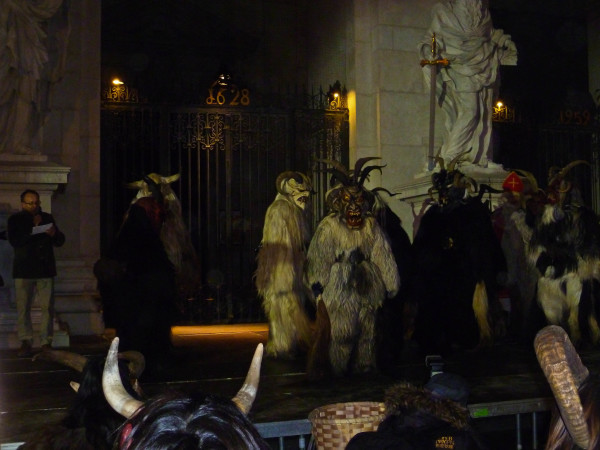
[420,0,517,168]
[0,0,69,155]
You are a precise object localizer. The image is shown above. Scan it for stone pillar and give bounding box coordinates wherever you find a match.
[0,155,72,348]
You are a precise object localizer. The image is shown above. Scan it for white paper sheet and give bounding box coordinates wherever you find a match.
[31,223,53,235]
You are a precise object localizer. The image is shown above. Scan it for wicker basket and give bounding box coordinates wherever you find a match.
[308,401,386,450]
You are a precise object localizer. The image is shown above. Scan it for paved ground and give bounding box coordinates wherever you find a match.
[2,324,599,449]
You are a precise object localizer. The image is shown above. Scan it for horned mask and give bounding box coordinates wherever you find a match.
[276,171,313,211]
[102,337,264,418]
[319,157,384,229]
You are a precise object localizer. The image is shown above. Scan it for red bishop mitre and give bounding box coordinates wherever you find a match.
[502,171,524,193]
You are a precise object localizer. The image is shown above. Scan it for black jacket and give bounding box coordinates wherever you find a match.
[346,382,487,450]
[7,209,65,279]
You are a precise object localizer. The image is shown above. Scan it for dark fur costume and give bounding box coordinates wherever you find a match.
[529,203,600,346]
[525,161,600,347]
[95,198,178,372]
[411,196,506,355]
[410,157,506,355]
[347,381,485,450]
[373,198,414,372]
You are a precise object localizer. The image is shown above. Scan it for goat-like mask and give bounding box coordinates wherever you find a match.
[277,171,312,210]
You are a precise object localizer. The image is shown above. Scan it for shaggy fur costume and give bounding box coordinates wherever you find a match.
[307,214,400,375]
[255,174,313,358]
[528,203,600,346]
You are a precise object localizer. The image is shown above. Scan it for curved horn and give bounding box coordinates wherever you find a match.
[163,173,181,184]
[559,160,591,177]
[353,157,381,184]
[125,179,145,190]
[300,172,316,194]
[534,325,590,449]
[325,167,352,187]
[102,337,144,419]
[549,160,591,187]
[315,158,349,176]
[371,187,401,197]
[275,171,303,195]
[514,169,541,193]
[33,349,88,372]
[447,148,472,172]
[358,164,386,187]
[433,155,446,171]
[556,181,572,194]
[232,343,264,415]
[118,351,146,380]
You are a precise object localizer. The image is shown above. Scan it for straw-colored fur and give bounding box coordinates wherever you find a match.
[307,214,400,375]
[255,193,313,358]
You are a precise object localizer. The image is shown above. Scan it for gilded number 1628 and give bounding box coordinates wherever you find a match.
[206,87,250,106]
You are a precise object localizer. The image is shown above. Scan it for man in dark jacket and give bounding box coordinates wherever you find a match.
[8,189,65,357]
[346,373,487,449]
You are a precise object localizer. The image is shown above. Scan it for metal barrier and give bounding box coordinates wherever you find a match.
[256,397,556,450]
[1,398,556,450]
[255,419,313,449]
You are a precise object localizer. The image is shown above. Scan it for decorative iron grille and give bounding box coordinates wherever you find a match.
[101,101,349,323]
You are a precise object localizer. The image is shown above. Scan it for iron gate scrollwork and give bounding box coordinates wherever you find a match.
[101,104,349,324]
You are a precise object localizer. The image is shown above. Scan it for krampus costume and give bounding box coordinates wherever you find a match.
[125,173,202,304]
[94,174,184,373]
[307,158,400,376]
[254,171,314,358]
[527,161,600,346]
[491,170,545,341]
[410,154,506,355]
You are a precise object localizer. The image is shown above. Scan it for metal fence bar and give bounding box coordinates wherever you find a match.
[516,413,522,450]
[255,419,313,450]
[254,398,556,449]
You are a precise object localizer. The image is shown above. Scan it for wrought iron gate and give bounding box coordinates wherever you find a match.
[101,103,348,323]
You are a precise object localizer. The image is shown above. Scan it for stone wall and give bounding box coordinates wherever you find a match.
[0,0,102,347]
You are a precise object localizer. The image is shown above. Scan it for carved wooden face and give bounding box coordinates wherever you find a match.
[329,185,371,229]
[283,177,312,211]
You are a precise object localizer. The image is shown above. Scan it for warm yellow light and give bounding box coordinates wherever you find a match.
[334,93,339,98]
[112,78,124,85]
[496,101,504,108]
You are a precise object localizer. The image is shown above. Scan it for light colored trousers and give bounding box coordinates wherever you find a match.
[15,278,54,346]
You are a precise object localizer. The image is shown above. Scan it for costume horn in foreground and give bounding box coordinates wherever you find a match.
[103,337,264,417]
[534,325,590,449]
[34,347,146,396]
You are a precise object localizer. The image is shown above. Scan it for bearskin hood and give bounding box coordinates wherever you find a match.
[384,381,470,430]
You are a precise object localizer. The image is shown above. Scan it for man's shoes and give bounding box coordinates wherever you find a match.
[18,340,33,358]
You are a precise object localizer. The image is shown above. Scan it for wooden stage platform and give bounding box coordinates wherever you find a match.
[2,324,599,449]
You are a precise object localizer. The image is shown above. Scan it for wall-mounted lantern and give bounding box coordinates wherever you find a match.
[102,78,139,103]
[327,80,347,110]
[493,100,515,123]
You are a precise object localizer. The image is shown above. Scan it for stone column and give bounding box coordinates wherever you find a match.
[0,155,71,348]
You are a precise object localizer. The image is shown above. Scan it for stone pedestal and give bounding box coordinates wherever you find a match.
[396,163,510,237]
[0,154,74,349]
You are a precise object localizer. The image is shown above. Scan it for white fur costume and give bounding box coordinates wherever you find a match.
[254,173,313,358]
[307,210,400,375]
